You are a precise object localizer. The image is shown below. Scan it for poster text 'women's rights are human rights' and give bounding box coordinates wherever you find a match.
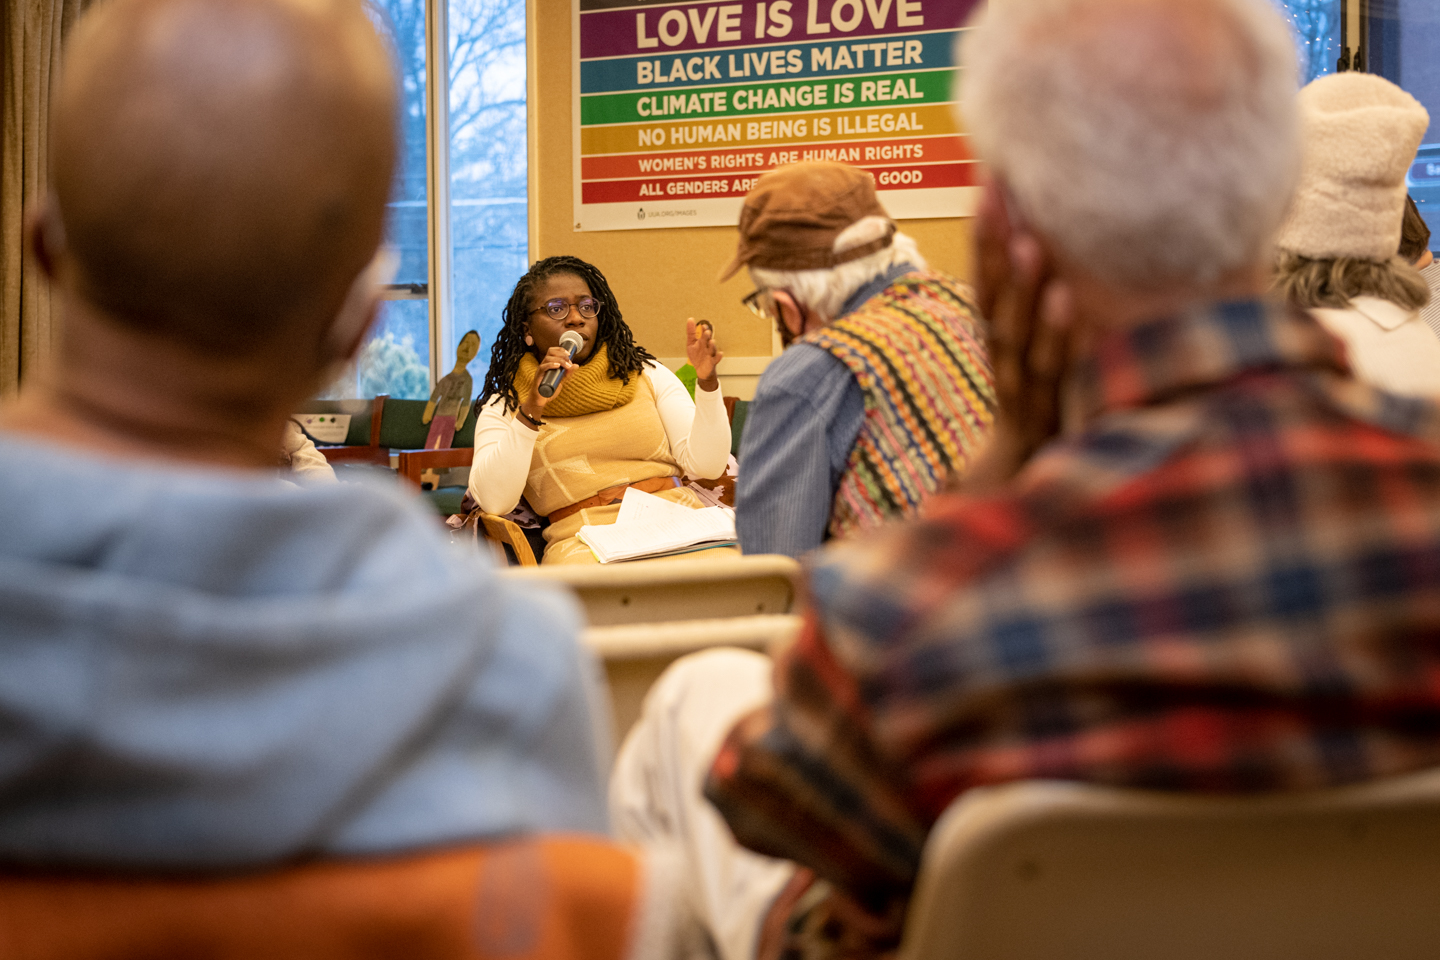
[573,0,981,230]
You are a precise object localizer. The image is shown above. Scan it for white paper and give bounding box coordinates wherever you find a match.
[615,487,690,524]
[579,487,736,563]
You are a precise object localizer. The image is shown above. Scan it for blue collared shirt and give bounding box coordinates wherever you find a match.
[736,263,916,558]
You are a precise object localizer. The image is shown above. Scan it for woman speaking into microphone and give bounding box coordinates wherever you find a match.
[468,256,731,564]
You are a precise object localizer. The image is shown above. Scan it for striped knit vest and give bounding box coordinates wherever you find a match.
[802,270,996,540]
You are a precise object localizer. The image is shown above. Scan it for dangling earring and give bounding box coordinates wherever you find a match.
[525,335,534,346]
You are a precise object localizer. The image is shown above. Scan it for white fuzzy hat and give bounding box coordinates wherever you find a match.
[1275,72,1429,262]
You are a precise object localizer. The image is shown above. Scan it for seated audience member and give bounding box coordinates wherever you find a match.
[1273,73,1440,396]
[281,419,337,482]
[612,1,1440,958]
[726,163,996,558]
[1401,195,1432,270]
[0,0,610,869]
[1405,196,1440,340]
[468,256,730,564]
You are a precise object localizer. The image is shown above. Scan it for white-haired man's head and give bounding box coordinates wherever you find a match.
[959,0,1300,291]
[720,161,928,341]
[750,215,927,324]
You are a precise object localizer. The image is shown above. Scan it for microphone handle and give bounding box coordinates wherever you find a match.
[537,343,579,398]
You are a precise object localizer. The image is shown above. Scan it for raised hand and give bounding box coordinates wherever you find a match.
[517,344,577,428]
[686,318,723,387]
[962,177,1077,493]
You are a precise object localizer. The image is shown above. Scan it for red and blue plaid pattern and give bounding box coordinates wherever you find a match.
[707,299,1440,905]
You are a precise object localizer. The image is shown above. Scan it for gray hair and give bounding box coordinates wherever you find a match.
[749,216,927,320]
[958,0,1301,290]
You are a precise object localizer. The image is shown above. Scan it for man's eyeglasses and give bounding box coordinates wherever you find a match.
[741,288,778,324]
[532,297,602,321]
[744,287,803,347]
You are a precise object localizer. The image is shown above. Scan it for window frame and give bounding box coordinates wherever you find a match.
[423,0,454,387]
[376,0,457,388]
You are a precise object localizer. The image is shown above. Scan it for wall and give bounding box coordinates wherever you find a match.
[526,0,976,396]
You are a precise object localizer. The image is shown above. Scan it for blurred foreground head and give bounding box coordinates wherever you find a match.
[959,0,1299,291]
[37,0,397,360]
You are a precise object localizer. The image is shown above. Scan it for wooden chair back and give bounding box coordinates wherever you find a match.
[398,448,477,488]
[315,394,390,466]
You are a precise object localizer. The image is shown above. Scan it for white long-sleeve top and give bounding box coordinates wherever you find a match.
[468,360,729,515]
[282,420,338,483]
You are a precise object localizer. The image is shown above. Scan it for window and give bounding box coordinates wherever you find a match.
[1273,0,1342,83]
[325,0,528,400]
[448,0,529,381]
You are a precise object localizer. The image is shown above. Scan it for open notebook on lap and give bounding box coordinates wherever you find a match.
[578,488,737,563]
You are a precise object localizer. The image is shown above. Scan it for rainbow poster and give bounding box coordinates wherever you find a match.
[573,0,981,230]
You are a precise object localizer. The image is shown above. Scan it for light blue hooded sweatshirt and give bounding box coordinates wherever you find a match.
[0,435,610,869]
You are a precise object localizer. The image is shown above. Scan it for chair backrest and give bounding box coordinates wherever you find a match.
[397,447,478,488]
[297,396,385,447]
[500,554,801,627]
[897,769,1440,960]
[375,398,478,450]
[503,553,802,740]
[583,613,802,661]
[583,613,802,741]
[0,835,660,960]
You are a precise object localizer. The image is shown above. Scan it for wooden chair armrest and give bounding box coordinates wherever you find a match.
[396,448,476,488]
[316,446,391,467]
[453,505,539,567]
[479,511,539,566]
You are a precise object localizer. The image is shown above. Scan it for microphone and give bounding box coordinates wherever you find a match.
[539,330,585,398]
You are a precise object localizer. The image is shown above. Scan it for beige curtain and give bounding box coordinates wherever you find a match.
[1,0,89,397]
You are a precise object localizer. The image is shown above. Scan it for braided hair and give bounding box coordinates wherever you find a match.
[478,255,657,413]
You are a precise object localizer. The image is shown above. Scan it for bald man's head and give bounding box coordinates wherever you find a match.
[46,0,397,353]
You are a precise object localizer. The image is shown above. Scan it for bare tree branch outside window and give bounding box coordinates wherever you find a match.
[448,0,529,393]
[327,0,530,400]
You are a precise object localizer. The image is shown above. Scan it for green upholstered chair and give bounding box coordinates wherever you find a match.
[297,395,478,516]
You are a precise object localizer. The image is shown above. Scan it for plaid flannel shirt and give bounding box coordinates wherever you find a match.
[707,298,1440,911]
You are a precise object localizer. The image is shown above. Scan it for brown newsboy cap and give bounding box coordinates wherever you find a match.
[717,162,894,282]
